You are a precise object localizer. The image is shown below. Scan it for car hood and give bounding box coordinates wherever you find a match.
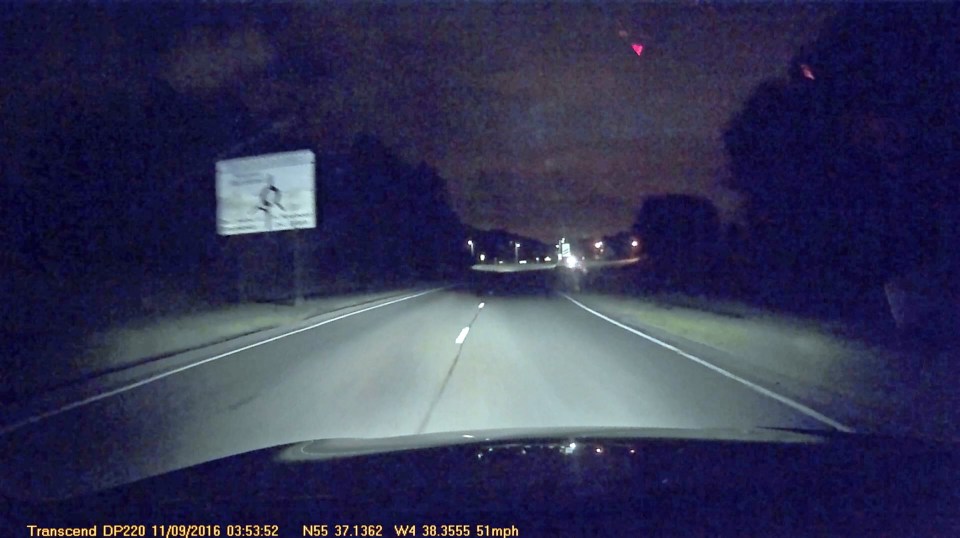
[283,425,829,461]
[6,426,959,534]
[16,425,949,498]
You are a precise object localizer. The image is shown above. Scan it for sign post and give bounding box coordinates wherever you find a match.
[216,150,316,305]
[292,221,304,306]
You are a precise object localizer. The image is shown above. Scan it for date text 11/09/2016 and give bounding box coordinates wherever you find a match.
[302,524,520,537]
[25,525,280,537]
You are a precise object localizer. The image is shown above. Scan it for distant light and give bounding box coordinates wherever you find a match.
[467,239,473,246]
[631,43,644,57]
[800,63,815,80]
[564,256,579,269]
[544,256,552,262]
[631,240,639,247]
[498,260,504,264]
[519,260,527,264]
[463,434,474,438]
[479,253,486,261]
[516,242,521,248]
[594,241,603,249]
[595,447,603,454]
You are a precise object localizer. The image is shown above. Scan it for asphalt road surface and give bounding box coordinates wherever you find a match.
[0,282,836,500]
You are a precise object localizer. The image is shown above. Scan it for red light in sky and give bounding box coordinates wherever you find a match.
[631,43,644,56]
[800,64,815,80]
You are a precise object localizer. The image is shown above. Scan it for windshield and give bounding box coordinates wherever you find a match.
[1,1,958,500]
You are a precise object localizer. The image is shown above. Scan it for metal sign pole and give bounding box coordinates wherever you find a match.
[235,238,246,303]
[293,226,304,306]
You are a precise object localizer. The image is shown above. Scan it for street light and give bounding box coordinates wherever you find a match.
[594,241,603,249]
[479,253,486,262]
[514,242,521,263]
[631,239,639,248]
[467,239,475,258]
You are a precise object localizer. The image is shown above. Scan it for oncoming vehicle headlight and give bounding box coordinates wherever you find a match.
[564,256,579,269]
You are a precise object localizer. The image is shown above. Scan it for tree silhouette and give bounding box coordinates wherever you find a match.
[632,194,720,292]
[723,4,958,314]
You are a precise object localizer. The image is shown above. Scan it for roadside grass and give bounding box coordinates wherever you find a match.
[574,287,960,439]
[81,289,412,376]
[1,269,421,403]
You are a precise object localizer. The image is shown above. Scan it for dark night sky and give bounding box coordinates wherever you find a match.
[2,2,835,242]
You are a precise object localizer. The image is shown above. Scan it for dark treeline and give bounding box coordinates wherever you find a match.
[1,79,469,338]
[3,115,469,304]
[622,4,960,330]
[725,4,960,317]
[630,195,722,295]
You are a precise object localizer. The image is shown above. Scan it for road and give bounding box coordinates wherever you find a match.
[0,285,837,499]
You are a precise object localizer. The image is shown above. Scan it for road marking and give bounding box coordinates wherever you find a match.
[561,294,854,433]
[0,288,442,436]
[478,302,485,309]
[455,327,470,344]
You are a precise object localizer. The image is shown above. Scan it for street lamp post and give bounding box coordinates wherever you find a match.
[514,242,521,263]
[467,239,475,259]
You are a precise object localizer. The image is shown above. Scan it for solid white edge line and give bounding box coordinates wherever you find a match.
[455,327,470,344]
[0,288,443,436]
[561,294,854,433]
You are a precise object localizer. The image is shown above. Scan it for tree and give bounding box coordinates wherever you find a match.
[723,4,959,314]
[342,135,468,282]
[632,194,720,291]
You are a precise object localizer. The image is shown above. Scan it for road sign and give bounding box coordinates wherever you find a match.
[561,242,571,258]
[216,150,316,236]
